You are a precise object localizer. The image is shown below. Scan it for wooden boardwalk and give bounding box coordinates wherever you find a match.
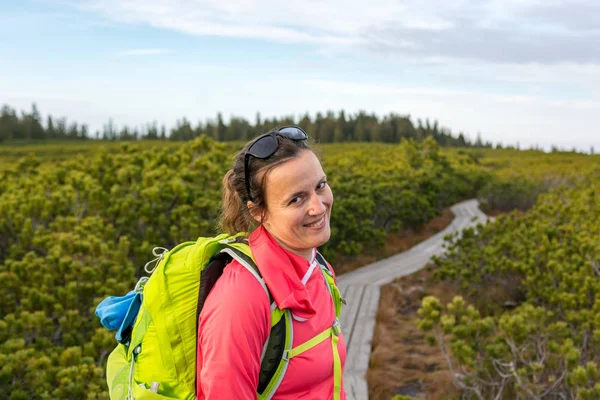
[338,199,490,400]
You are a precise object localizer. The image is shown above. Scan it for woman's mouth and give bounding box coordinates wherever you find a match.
[304,215,326,229]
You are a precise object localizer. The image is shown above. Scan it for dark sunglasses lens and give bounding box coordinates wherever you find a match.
[278,126,308,140]
[248,134,278,158]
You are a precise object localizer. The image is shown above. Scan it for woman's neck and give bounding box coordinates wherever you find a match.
[277,241,313,263]
[262,227,314,262]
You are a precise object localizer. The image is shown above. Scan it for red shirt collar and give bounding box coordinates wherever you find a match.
[248,226,317,320]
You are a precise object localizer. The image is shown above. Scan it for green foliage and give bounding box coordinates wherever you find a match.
[3,136,596,398]
[478,174,540,212]
[319,138,490,259]
[459,148,600,214]
[419,172,600,399]
[0,136,230,398]
[0,137,487,398]
[5,138,597,400]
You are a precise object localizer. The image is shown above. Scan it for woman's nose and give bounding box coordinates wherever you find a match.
[308,194,327,215]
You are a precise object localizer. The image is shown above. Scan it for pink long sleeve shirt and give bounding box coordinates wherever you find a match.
[197,226,347,399]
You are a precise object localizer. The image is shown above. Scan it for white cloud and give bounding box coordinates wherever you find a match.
[75,0,457,50]
[115,48,172,56]
[76,0,600,64]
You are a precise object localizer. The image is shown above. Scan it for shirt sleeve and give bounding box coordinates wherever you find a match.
[197,261,271,399]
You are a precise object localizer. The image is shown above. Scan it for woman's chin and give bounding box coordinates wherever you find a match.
[311,226,331,248]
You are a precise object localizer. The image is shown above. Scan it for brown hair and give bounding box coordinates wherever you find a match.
[217,131,313,234]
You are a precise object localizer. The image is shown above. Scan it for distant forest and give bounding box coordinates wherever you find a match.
[0,103,497,147]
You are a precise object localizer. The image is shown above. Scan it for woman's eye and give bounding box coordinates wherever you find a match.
[290,196,302,204]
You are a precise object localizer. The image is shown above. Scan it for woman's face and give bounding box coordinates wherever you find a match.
[255,150,333,260]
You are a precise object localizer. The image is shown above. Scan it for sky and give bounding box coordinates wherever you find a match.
[1,0,599,151]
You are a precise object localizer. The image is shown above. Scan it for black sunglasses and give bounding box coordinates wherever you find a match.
[244,126,309,202]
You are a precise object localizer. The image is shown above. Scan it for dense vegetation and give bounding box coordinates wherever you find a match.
[0,103,493,147]
[0,136,488,399]
[473,148,600,213]
[418,167,600,399]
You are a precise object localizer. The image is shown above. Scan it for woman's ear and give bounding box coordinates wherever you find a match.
[247,201,262,223]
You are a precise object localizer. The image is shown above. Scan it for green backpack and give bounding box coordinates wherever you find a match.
[104,232,344,400]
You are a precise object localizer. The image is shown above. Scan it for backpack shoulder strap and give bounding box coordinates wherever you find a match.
[315,252,345,318]
[219,244,274,305]
[315,251,329,271]
[198,240,287,397]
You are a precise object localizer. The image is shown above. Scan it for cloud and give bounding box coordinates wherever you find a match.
[76,0,600,65]
[115,48,172,56]
[525,1,600,33]
[364,17,600,64]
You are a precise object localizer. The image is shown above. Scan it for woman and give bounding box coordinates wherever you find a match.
[196,126,347,399]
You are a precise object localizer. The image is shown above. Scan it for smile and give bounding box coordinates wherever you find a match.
[304,215,326,228]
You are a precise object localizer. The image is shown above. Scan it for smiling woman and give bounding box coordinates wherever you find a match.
[198,126,347,399]
[220,127,334,261]
[252,150,333,260]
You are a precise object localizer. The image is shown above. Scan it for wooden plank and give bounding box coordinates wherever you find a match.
[373,255,429,285]
[354,286,381,372]
[340,284,363,346]
[342,250,428,287]
[344,372,369,400]
[345,285,379,372]
[353,375,369,400]
[343,374,357,400]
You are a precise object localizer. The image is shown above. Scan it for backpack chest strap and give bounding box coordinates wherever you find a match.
[281,318,343,400]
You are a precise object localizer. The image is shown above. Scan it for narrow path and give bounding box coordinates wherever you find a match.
[338,199,490,400]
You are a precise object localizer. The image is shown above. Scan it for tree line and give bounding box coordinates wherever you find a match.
[0,103,495,147]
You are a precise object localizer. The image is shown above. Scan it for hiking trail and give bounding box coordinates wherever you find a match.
[338,199,490,400]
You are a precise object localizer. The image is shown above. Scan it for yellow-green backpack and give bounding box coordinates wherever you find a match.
[100,232,344,400]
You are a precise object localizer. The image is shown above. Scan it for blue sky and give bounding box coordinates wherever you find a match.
[1,0,599,151]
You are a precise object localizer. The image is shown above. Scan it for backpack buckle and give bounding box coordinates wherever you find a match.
[332,319,341,336]
[282,350,290,361]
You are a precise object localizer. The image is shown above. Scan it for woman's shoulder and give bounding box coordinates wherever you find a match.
[204,259,271,311]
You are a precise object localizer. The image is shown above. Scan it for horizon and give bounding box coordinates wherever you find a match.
[1,0,599,152]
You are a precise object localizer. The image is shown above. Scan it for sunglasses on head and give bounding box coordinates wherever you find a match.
[244,126,309,202]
